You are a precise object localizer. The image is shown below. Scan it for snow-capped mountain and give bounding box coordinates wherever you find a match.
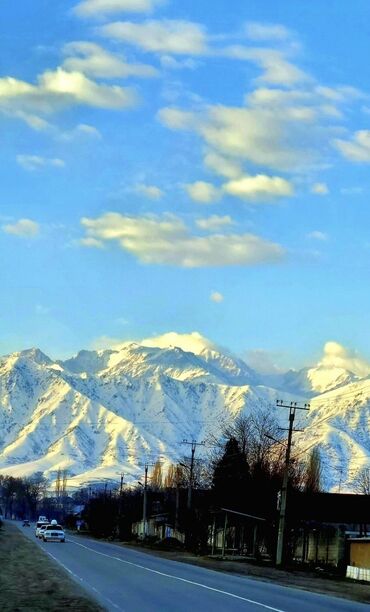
[0,334,369,491]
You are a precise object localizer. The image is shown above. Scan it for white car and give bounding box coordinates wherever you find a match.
[42,523,65,543]
[35,521,49,538]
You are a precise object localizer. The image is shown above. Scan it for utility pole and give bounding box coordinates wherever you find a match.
[275,400,310,566]
[118,473,124,516]
[181,440,205,510]
[143,464,148,537]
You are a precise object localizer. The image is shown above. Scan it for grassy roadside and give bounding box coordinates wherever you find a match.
[0,523,103,611]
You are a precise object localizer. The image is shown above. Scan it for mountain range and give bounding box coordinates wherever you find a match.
[0,333,369,492]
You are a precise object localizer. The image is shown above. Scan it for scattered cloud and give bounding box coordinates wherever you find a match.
[16,155,65,171]
[135,183,164,199]
[101,19,208,55]
[244,22,293,42]
[80,212,285,267]
[225,47,309,86]
[210,291,224,303]
[185,181,220,203]
[141,331,216,353]
[307,231,328,241]
[334,130,370,162]
[223,174,294,201]
[79,236,105,248]
[2,218,40,238]
[159,104,320,172]
[60,123,102,141]
[74,0,162,17]
[204,151,242,179]
[319,341,370,378]
[245,348,288,375]
[196,215,233,231]
[0,67,137,119]
[160,55,199,71]
[311,182,329,195]
[63,41,158,79]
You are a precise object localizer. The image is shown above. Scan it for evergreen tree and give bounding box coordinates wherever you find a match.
[212,437,249,510]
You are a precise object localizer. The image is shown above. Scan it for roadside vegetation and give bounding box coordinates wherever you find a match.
[0,522,101,611]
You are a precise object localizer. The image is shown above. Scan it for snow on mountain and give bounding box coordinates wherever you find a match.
[280,365,359,396]
[0,335,369,491]
[265,341,368,397]
[297,377,370,491]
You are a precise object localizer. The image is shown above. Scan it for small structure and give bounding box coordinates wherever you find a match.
[132,514,185,542]
[346,538,370,582]
[209,508,266,558]
[290,492,370,568]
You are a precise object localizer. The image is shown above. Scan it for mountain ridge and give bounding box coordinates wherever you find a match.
[0,335,369,491]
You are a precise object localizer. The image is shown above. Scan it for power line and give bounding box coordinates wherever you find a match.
[275,400,310,567]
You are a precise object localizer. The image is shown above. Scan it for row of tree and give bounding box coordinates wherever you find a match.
[1,409,369,552]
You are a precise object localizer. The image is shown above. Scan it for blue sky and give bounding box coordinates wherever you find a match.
[1,0,370,370]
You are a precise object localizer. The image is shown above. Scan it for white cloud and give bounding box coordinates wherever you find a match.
[135,184,164,199]
[319,341,370,378]
[210,291,224,303]
[74,0,162,17]
[196,215,233,231]
[16,155,65,171]
[160,104,319,172]
[101,19,208,55]
[225,46,309,86]
[157,107,197,130]
[204,151,242,179]
[244,22,293,42]
[245,349,288,375]
[2,218,40,238]
[334,130,370,162]
[0,67,137,118]
[79,237,105,248]
[80,212,285,267]
[141,331,216,353]
[63,41,158,79]
[160,55,199,71]
[307,231,328,241]
[60,123,102,141]
[223,174,294,201]
[311,182,329,195]
[185,181,220,203]
[40,68,137,108]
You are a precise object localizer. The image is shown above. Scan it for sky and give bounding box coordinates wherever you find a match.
[1,0,370,370]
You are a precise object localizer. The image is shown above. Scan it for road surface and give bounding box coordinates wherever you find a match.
[19,524,367,612]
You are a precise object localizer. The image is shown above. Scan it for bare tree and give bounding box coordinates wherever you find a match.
[303,448,322,493]
[151,459,163,490]
[353,467,370,495]
[222,409,285,471]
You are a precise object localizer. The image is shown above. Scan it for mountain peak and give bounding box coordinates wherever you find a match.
[141,331,217,355]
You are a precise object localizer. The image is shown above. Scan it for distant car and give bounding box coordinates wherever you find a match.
[42,524,65,543]
[35,521,49,538]
[38,515,48,523]
[22,520,30,527]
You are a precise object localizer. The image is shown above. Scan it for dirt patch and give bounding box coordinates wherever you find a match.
[0,523,102,611]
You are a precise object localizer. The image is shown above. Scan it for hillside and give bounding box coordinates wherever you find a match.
[0,334,369,491]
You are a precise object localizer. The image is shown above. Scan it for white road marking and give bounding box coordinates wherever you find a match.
[69,538,286,612]
[38,540,125,611]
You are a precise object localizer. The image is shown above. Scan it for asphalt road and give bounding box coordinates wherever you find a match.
[19,524,368,612]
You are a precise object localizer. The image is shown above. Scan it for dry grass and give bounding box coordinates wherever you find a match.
[0,523,102,611]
